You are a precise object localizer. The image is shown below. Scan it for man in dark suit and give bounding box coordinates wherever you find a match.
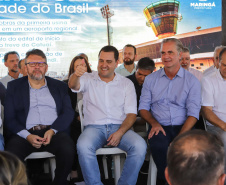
[4,49,75,185]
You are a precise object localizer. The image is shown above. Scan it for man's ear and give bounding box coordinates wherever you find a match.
[165,167,172,185]
[217,173,226,185]
[178,51,182,60]
[4,62,8,67]
[134,54,137,61]
[25,64,28,73]
[45,64,48,73]
[115,60,119,68]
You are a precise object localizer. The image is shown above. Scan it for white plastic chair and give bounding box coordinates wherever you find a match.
[25,152,56,180]
[147,154,157,185]
[78,100,127,185]
[202,116,208,131]
[146,123,157,185]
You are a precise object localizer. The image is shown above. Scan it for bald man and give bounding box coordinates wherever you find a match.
[165,130,225,185]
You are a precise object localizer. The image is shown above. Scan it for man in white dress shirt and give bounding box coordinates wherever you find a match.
[180,47,203,81]
[69,45,146,185]
[201,47,226,178]
[203,46,225,76]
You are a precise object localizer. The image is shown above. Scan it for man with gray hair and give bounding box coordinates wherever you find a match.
[202,47,226,181]
[165,130,226,185]
[139,38,201,185]
[203,46,225,76]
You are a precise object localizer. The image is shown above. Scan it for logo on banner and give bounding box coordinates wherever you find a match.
[190,0,216,9]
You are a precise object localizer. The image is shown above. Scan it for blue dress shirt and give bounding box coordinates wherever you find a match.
[139,67,201,126]
[18,80,58,139]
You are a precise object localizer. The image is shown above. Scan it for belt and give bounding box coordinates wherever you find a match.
[28,124,51,132]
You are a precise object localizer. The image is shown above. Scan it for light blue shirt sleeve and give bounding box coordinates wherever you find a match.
[138,76,152,111]
[17,129,30,139]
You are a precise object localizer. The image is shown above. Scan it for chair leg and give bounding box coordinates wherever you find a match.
[113,154,121,185]
[102,155,109,179]
[44,160,50,173]
[49,158,56,181]
[120,154,125,174]
[147,154,157,185]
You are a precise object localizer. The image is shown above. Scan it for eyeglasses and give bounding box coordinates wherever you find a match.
[26,62,47,67]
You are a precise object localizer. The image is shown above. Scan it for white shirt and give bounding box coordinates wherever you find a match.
[73,71,137,126]
[203,65,217,77]
[188,68,203,82]
[0,74,15,88]
[201,70,226,126]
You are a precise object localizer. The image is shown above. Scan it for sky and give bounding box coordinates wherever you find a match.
[0,0,221,76]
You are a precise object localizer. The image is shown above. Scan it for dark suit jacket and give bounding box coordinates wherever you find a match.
[4,76,75,139]
[63,79,79,118]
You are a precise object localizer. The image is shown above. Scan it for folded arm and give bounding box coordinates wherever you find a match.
[202,106,226,131]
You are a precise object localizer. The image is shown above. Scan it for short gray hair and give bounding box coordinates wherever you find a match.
[161,38,183,53]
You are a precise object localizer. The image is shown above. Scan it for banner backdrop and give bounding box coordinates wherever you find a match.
[0,0,221,77]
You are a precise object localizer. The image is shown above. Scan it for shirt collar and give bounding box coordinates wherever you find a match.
[7,73,16,80]
[28,78,47,89]
[160,67,184,78]
[216,69,226,81]
[94,71,120,82]
[119,63,136,70]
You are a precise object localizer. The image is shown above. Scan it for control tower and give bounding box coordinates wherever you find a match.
[143,0,182,39]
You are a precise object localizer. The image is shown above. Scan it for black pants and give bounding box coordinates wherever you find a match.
[6,129,75,185]
[148,125,182,182]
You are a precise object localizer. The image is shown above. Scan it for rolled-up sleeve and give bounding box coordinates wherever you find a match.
[124,80,137,115]
[201,77,214,107]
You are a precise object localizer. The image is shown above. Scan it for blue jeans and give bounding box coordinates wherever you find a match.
[77,124,147,185]
[0,134,4,151]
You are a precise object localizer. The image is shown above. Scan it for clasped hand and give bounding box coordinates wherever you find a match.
[27,129,55,149]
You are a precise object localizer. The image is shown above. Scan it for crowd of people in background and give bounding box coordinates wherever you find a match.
[0,38,225,185]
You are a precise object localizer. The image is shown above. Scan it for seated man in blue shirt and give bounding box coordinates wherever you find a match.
[4,49,75,185]
[139,38,201,185]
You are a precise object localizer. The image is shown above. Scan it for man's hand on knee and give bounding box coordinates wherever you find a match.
[107,130,123,147]
[148,123,166,139]
[26,134,44,149]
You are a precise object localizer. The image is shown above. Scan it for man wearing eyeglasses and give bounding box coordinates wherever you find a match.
[4,49,75,185]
